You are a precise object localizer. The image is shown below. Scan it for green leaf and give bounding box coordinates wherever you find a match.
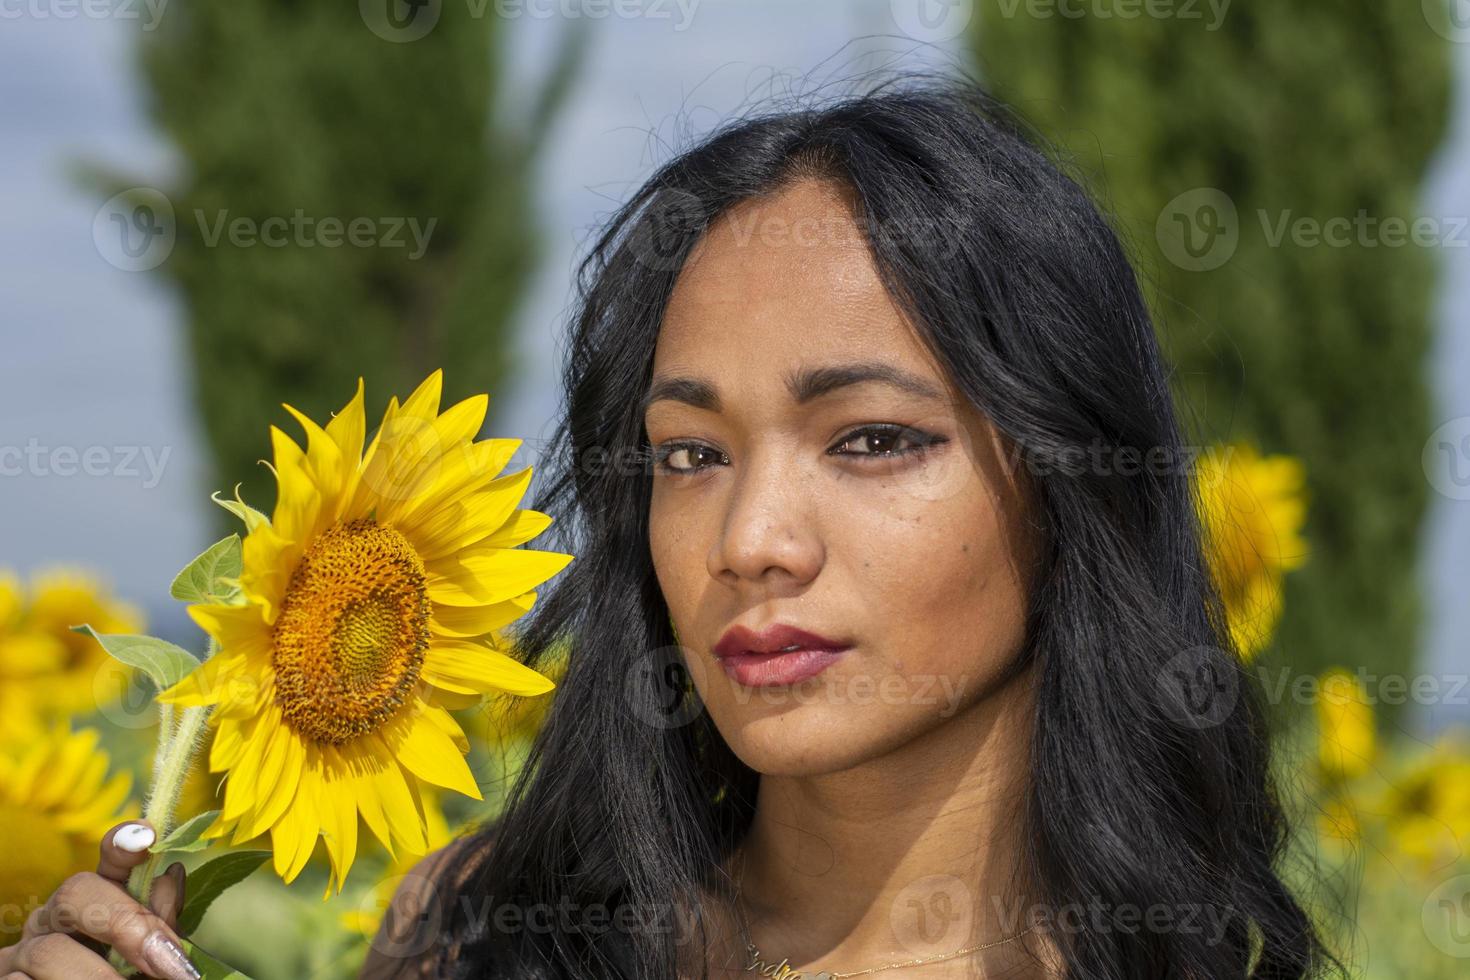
[69,625,200,690]
[176,936,256,979]
[211,483,270,534]
[171,535,243,605]
[176,850,273,937]
[153,810,222,854]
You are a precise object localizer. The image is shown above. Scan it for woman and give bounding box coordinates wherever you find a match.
[6,76,1343,980]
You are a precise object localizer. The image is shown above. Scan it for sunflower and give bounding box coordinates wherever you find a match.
[0,568,144,740]
[481,636,569,746]
[0,720,137,946]
[1193,442,1309,660]
[1375,732,1470,872]
[1315,668,1375,782]
[155,370,571,896]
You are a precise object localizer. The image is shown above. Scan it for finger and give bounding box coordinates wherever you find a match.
[5,931,125,979]
[97,822,157,885]
[24,872,199,980]
[147,863,186,930]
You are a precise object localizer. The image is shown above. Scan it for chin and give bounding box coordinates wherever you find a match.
[712,702,940,777]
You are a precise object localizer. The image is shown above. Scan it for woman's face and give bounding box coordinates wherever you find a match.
[645,178,1042,776]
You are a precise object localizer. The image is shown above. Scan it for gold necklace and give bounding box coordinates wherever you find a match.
[727,852,1035,980]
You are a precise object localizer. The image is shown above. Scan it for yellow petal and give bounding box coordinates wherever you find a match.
[328,378,368,468]
[428,593,536,638]
[240,722,305,841]
[399,370,444,423]
[385,705,482,801]
[388,439,521,521]
[209,717,248,771]
[186,602,271,656]
[317,746,360,896]
[426,549,573,607]
[369,747,427,854]
[352,753,396,862]
[283,401,348,517]
[155,652,250,708]
[424,641,556,697]
[405,472,533,561]
[267,426,318,541]
[478,509,555,551]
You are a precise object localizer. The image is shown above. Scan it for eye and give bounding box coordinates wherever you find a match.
[648,425,946,477]
[651,441,728,475]
[829,424,944,460]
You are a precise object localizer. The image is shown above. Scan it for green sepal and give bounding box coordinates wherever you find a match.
[69,625,200,690]
[171,535,243,605]
[211,483,270,534]
[152,810,223,854]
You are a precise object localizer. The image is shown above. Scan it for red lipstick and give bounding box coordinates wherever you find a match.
[712,623,852,687]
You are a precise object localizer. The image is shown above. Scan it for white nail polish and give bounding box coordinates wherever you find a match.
[115,823,156,852]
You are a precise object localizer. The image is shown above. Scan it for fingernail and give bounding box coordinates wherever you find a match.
[114,823,156,852]
[143,930,202,980]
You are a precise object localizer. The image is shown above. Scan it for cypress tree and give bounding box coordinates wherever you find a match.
[94,3,584,516]
[973,4,1452,687]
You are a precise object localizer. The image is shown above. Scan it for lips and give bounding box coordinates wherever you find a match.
[712,623,852,688]
[713,623,851,660]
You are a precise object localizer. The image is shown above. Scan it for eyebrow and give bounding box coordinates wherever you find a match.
[639,361,945,416]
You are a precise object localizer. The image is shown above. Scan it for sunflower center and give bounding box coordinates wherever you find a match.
[271,518,430,745]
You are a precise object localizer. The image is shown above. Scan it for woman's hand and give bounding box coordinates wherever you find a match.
[0,820,201,979]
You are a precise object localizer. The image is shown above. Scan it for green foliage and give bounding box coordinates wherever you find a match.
[973,5,1452,685]
[175,850,274,937]
[91,3,584,517]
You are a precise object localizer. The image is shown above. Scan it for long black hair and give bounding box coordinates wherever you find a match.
[390,73,1344,980]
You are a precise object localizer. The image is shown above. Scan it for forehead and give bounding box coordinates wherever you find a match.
[654,179,938,374]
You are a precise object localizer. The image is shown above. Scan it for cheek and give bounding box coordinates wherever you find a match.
[841,484,1029,685]
[648,488,705,609]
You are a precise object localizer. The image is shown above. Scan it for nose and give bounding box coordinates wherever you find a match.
[706,445,824,589]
